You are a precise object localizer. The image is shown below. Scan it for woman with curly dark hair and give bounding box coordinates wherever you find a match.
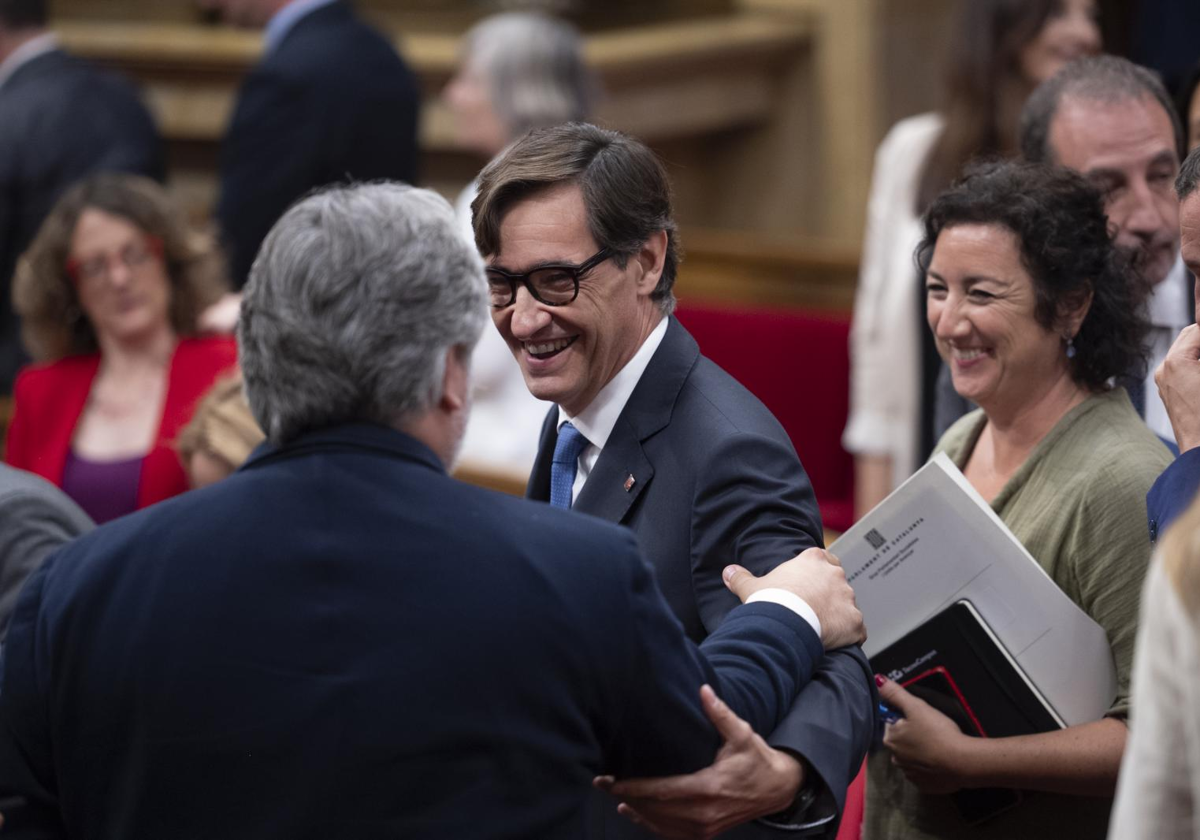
[865,161,1172,839]
[846,0,1102,519]
[6,173,237,523]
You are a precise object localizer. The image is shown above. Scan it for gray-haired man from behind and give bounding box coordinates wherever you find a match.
[0,181,863,837]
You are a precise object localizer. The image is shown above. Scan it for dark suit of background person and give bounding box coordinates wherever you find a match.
[0,421,828,839]
[0,464,91,644]
[216,0,420,288]
[0,40,163,392]
[529,317,876,838]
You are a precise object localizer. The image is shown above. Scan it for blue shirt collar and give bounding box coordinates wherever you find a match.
[263,0,338,54]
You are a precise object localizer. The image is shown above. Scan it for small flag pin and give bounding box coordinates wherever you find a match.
[623,474,636,492]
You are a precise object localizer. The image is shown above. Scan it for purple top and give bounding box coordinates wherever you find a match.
[61,450,143,524]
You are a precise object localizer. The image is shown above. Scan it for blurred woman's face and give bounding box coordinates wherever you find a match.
[926,224,1079,415]
[68,209,173,349]
[1019,0,1101,86]
[443,59,511,158]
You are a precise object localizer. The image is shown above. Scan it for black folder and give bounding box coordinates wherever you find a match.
[870,599,1064,824]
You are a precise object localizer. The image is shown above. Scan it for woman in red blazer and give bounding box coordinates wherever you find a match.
[7,174,237,522]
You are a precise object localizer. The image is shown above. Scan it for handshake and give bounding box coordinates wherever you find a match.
[725,548,866,650]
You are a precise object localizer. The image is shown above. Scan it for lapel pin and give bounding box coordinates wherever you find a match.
[623,474,636,492]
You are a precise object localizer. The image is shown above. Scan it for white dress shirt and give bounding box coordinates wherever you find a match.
[555,317,823,639]
[1145,256,1192,445]
[557,317,668,503]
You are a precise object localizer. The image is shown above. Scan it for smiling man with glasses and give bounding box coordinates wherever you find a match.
[473,123,874,839]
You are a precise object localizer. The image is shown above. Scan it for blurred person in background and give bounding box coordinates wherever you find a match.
[869,161,1169,840]
[6,174,237,524]
[1019,56,1189,454]
[1108,493,1200,839]
[197,0,420,330]
[845,0,1100,519]
[444,12,599,475]
[0,0,163,393]
[177,372,264,489]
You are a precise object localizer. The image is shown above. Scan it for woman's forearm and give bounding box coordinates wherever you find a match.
[957,717,1127,796]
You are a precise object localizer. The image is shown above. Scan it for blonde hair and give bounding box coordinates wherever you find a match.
[1159,495,1200,619]
[177,373,265,477]
[13,173,228,361]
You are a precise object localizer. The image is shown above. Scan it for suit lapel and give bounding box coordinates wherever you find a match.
[572,317,699,525]
[572,415,653,523]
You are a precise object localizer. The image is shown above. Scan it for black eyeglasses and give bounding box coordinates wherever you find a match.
[486,247,614,308]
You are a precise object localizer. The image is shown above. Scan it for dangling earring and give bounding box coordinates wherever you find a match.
[1065,335,1077,359]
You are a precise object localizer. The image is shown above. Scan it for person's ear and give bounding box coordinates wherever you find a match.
[439,345,470,414]
[633,230,668,298]
[1059,286,1095,341]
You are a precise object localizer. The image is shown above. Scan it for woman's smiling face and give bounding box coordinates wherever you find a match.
[925,223,1076,415]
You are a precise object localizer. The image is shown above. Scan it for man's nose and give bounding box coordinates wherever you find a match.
[1121,181,1168,240]
[509,286,551,338]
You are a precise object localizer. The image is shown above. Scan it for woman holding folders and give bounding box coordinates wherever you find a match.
[864,162,1170,839]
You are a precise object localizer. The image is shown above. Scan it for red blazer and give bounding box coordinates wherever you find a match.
[6,336,239,510]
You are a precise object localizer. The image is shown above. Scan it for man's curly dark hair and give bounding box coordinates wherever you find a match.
[916,160,1150,392]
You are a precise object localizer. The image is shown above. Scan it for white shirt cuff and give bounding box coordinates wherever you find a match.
[746,588,821,643]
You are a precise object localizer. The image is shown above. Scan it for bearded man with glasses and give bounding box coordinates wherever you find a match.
[473,123,874,840]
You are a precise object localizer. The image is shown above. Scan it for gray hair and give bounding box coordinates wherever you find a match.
[462,12,599,140]
[1020,55,1184,164]
[1178,145,1200,201]
[238,183,489,444]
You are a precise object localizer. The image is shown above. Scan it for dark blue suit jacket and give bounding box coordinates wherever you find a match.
[217,1,420,288]
[529,318,875,838]
[0,423,822,839]
[0,48,162,391]
[1147,447,1200,541]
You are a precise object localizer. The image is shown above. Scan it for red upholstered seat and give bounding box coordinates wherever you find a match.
[674,303,855,534]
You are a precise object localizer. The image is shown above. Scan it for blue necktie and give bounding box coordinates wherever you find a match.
[550,422,590,509]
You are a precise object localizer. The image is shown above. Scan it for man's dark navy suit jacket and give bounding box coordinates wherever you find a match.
[0,423,822,839]
[217,0,420,288]
[529,318,875,838]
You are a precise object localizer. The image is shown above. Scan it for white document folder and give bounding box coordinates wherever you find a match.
[830,453,1117,726]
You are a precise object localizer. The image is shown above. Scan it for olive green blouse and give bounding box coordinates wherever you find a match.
[864,388,1172,840]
